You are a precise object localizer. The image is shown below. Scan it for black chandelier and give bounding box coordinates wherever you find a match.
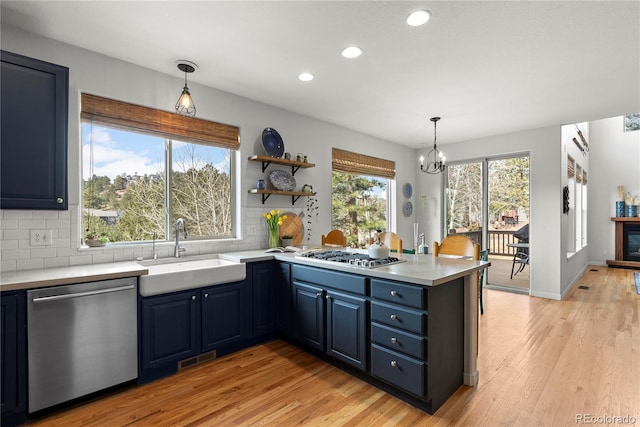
[419,116,445,174]
[175,61,197,117]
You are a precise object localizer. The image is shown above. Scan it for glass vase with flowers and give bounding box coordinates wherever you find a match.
[263,209,287,248]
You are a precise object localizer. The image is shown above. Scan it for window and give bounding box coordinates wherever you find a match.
[81,94,239,244]
[566,155,587,253]
[331,148,395,247]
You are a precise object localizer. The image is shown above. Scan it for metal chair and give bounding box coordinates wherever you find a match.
[321,229,347,247]
[510,224,529,279]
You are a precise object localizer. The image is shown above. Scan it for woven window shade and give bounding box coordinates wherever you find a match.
[332,148,395,178]
[567,155,575,178]
[582,170,587,184]
[80,93,239,149]
[576,165,582,183]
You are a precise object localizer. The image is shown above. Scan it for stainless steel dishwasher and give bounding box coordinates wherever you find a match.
[27,277,138,413]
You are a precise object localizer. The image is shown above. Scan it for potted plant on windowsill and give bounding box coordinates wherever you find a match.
[85,233,109,247]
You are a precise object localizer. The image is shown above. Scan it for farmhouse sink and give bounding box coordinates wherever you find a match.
[137,255,246,296]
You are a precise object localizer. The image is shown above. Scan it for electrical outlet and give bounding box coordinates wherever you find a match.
[30,229,52,246]
[248,225,258,235]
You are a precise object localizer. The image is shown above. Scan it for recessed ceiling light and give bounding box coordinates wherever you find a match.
[341,46,363,59]
[406,10,431,27]
[298,72,314,82]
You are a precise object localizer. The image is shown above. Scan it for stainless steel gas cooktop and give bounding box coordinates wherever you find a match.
[299,250,406,269]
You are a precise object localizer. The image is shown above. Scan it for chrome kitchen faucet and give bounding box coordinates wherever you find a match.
[174,218,187,257]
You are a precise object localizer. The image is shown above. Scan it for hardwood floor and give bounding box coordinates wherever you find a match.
[27,266,639,426]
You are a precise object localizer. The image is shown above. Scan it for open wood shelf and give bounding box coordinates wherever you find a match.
[248,189,316,205]
[248,155,315,175]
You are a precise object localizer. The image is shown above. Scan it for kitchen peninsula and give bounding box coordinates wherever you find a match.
[221,250,489,412]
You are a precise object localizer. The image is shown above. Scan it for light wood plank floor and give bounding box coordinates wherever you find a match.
[28,266,639,426]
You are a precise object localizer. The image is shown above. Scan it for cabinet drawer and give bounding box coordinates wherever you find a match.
[371,301,426,335]
[292,264,366,295]
[371,322,426,360]
[371,343,425,397]
[371,279,426,309]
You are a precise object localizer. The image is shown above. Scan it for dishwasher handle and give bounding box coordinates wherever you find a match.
[32,284,135,304]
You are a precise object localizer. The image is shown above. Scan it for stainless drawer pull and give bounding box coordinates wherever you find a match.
[32,285,134,303]
[316,292,323,297]
[391,360,397,367]
[390,314,397,320]
[390,290,398,296]
[204,293,209,298]
[192,295,197,300]
[391,337,397,344]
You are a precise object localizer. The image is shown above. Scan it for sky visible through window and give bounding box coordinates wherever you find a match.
[82,124,230,180]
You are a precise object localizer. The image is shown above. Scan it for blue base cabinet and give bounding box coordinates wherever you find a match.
[202,281,249,351]
[251,261,276,337]
[1,291,27,427]
[275,262,293,338]
[291,265,368,371]
[139,261,274,384]
[140,290,200,374]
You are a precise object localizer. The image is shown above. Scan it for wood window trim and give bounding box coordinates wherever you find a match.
[331,147,395,179]
[80,93,239,149]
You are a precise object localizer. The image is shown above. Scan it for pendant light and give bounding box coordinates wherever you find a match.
[175,61,197,117]
[419,116,446,174]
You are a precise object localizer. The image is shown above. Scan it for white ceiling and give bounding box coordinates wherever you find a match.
[2,1,639,148]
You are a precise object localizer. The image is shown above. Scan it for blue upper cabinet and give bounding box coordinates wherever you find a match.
[1,50,68,210]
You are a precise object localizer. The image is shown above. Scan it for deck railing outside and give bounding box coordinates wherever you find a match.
[454,230,524,256]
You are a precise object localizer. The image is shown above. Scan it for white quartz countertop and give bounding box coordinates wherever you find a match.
[0,261,148,291]
[2,248,490,292]
[220,249,490,287]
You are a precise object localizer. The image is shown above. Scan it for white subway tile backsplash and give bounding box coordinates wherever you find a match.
[69,255,93,266]
[0,219,19,230]
[44,256,70,268]
[17,258,44,270]
[31,247,57,258]
[33,211,60,219]
[3,229,27,240]
[2,249,31,260]
[0,206,275,272]
[1,259,17,271]
[19,219,46,229]
[2,210,32,220]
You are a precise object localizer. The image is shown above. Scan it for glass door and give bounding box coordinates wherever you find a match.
[444,155,530,292]
[445,162,483,246]
[487,156,530,291]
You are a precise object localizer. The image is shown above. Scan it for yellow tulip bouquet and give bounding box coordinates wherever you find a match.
[263,209,287,248]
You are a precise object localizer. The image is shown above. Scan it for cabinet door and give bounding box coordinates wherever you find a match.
[1,291,26,424]
[141,291,199,369]
[201,282,248,351]
[252,262,275,337]
[326,290,367,370]
[0,50,68,210]
[292,281,325,351]
[275,262,292,338]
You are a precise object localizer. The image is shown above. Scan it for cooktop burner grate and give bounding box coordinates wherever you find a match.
[299,250,406,268]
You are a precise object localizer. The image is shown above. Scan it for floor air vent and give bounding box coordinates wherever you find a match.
[590,268,599,272]
[578,285,590,290]
[178,350,217,370]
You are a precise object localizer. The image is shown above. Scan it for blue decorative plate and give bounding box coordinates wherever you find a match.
[269,169,296,191]
[403,183,413,198]
[262,127,285,158]
[403,201,413,217]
